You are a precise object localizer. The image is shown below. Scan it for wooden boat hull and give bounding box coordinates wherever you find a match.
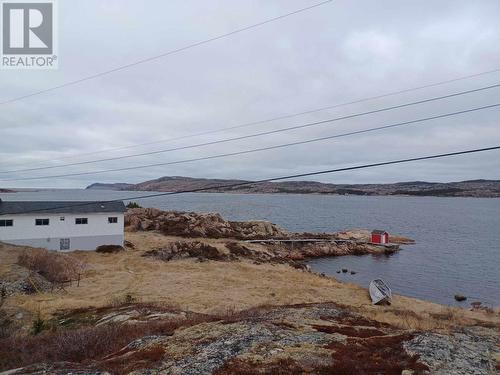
[369,279,392,305]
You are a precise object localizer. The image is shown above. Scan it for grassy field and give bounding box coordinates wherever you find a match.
[1,231,498,333]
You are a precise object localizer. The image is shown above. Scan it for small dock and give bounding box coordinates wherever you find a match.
[244,238,399,249]
[244,238,354,245]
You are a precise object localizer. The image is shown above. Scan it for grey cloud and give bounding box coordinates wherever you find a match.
[1,0,500,189]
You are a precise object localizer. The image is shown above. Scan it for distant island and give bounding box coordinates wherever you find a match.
[86,176,500,197]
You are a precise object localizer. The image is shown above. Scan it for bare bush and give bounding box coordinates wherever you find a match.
[18,249,86,286]
[0,311,213,371]
[109,292,138,307]
[0,311,11,340]
[96,245,125,254]
[0,287,5,307]
[215,357,308,375]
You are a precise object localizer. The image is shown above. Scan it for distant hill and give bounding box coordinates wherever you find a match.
[85,183,135,191]
[85,176,500,198]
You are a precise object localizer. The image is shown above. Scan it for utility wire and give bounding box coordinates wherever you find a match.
[1,145,499,215]
[5,66,500,170]
[2,82,499,174]
[0,0,334,106]
[2,102,499,182]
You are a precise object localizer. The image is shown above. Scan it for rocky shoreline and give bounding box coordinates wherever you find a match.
[125,208,412,264]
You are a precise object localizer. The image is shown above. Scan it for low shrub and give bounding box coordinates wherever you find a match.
[215,358,308,374]
[312,324,385,338]
[96,245,125,254]
[109,292,138,307]
[0,310,11,340]
[327,334,429,375]
[18,249,86,286]
[0,301,217,371]
[126,202,142,209]
[0,318,189,371]
[31,311,47,335]
[99,345,166,375]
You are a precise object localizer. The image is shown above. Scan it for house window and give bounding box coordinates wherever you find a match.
[75,218,88,225]
[0,219,13,227]
[108,217,118,224]
[35,219,50,226]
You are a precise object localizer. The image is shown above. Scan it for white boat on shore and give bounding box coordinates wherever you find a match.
[369,279,392,305]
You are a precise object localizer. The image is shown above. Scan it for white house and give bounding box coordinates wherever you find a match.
[0,199,126,251]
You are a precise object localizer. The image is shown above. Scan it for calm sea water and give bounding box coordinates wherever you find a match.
[1,189,499,307]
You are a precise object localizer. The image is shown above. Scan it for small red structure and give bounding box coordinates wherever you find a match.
[371,230,389,244]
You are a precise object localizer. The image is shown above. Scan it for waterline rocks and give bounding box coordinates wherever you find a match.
[125,208,414,263]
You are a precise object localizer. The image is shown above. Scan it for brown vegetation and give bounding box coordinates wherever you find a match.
[0,299,497,374]
[312,324,385,338]
[96,245,125,254]
[0,290,11,340]
[17,248,86,286]
[215,357,315,375]
[100,345,166,375]
[327,334,429,374]
[2,232,497,333]
[0,302,214,372]
[0,322,166,371]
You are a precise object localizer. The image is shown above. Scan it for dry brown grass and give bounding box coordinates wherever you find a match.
[1,233,498,332]
[17,248,86,285]
[356,302,495,331]
[99,345,166,375]
[312,324,385,338]
[215,357,312,375]
[327,334,429,375]
[0,307,213,372]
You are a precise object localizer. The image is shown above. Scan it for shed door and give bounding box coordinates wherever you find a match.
[60,238,70,251]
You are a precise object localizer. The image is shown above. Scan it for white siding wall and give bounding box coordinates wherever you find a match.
[0,212,124,251]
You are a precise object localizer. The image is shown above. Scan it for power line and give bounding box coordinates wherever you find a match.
[0,0,334,107]
[2,102,499,182]
[1,145,499,215]
[5,66,500,170]
[3,82,499,174]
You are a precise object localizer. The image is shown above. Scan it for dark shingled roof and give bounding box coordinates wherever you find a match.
[371,229,388,235]
[0,201,126,215]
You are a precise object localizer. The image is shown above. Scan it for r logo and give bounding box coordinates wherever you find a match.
[2,2,53,54]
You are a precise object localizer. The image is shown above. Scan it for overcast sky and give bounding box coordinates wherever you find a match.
[1,0,500,189]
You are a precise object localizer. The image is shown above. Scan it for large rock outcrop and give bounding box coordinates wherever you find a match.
[125,208,289,239]
[4,303,497,374]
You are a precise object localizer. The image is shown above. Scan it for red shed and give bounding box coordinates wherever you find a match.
[371,230,389,244]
